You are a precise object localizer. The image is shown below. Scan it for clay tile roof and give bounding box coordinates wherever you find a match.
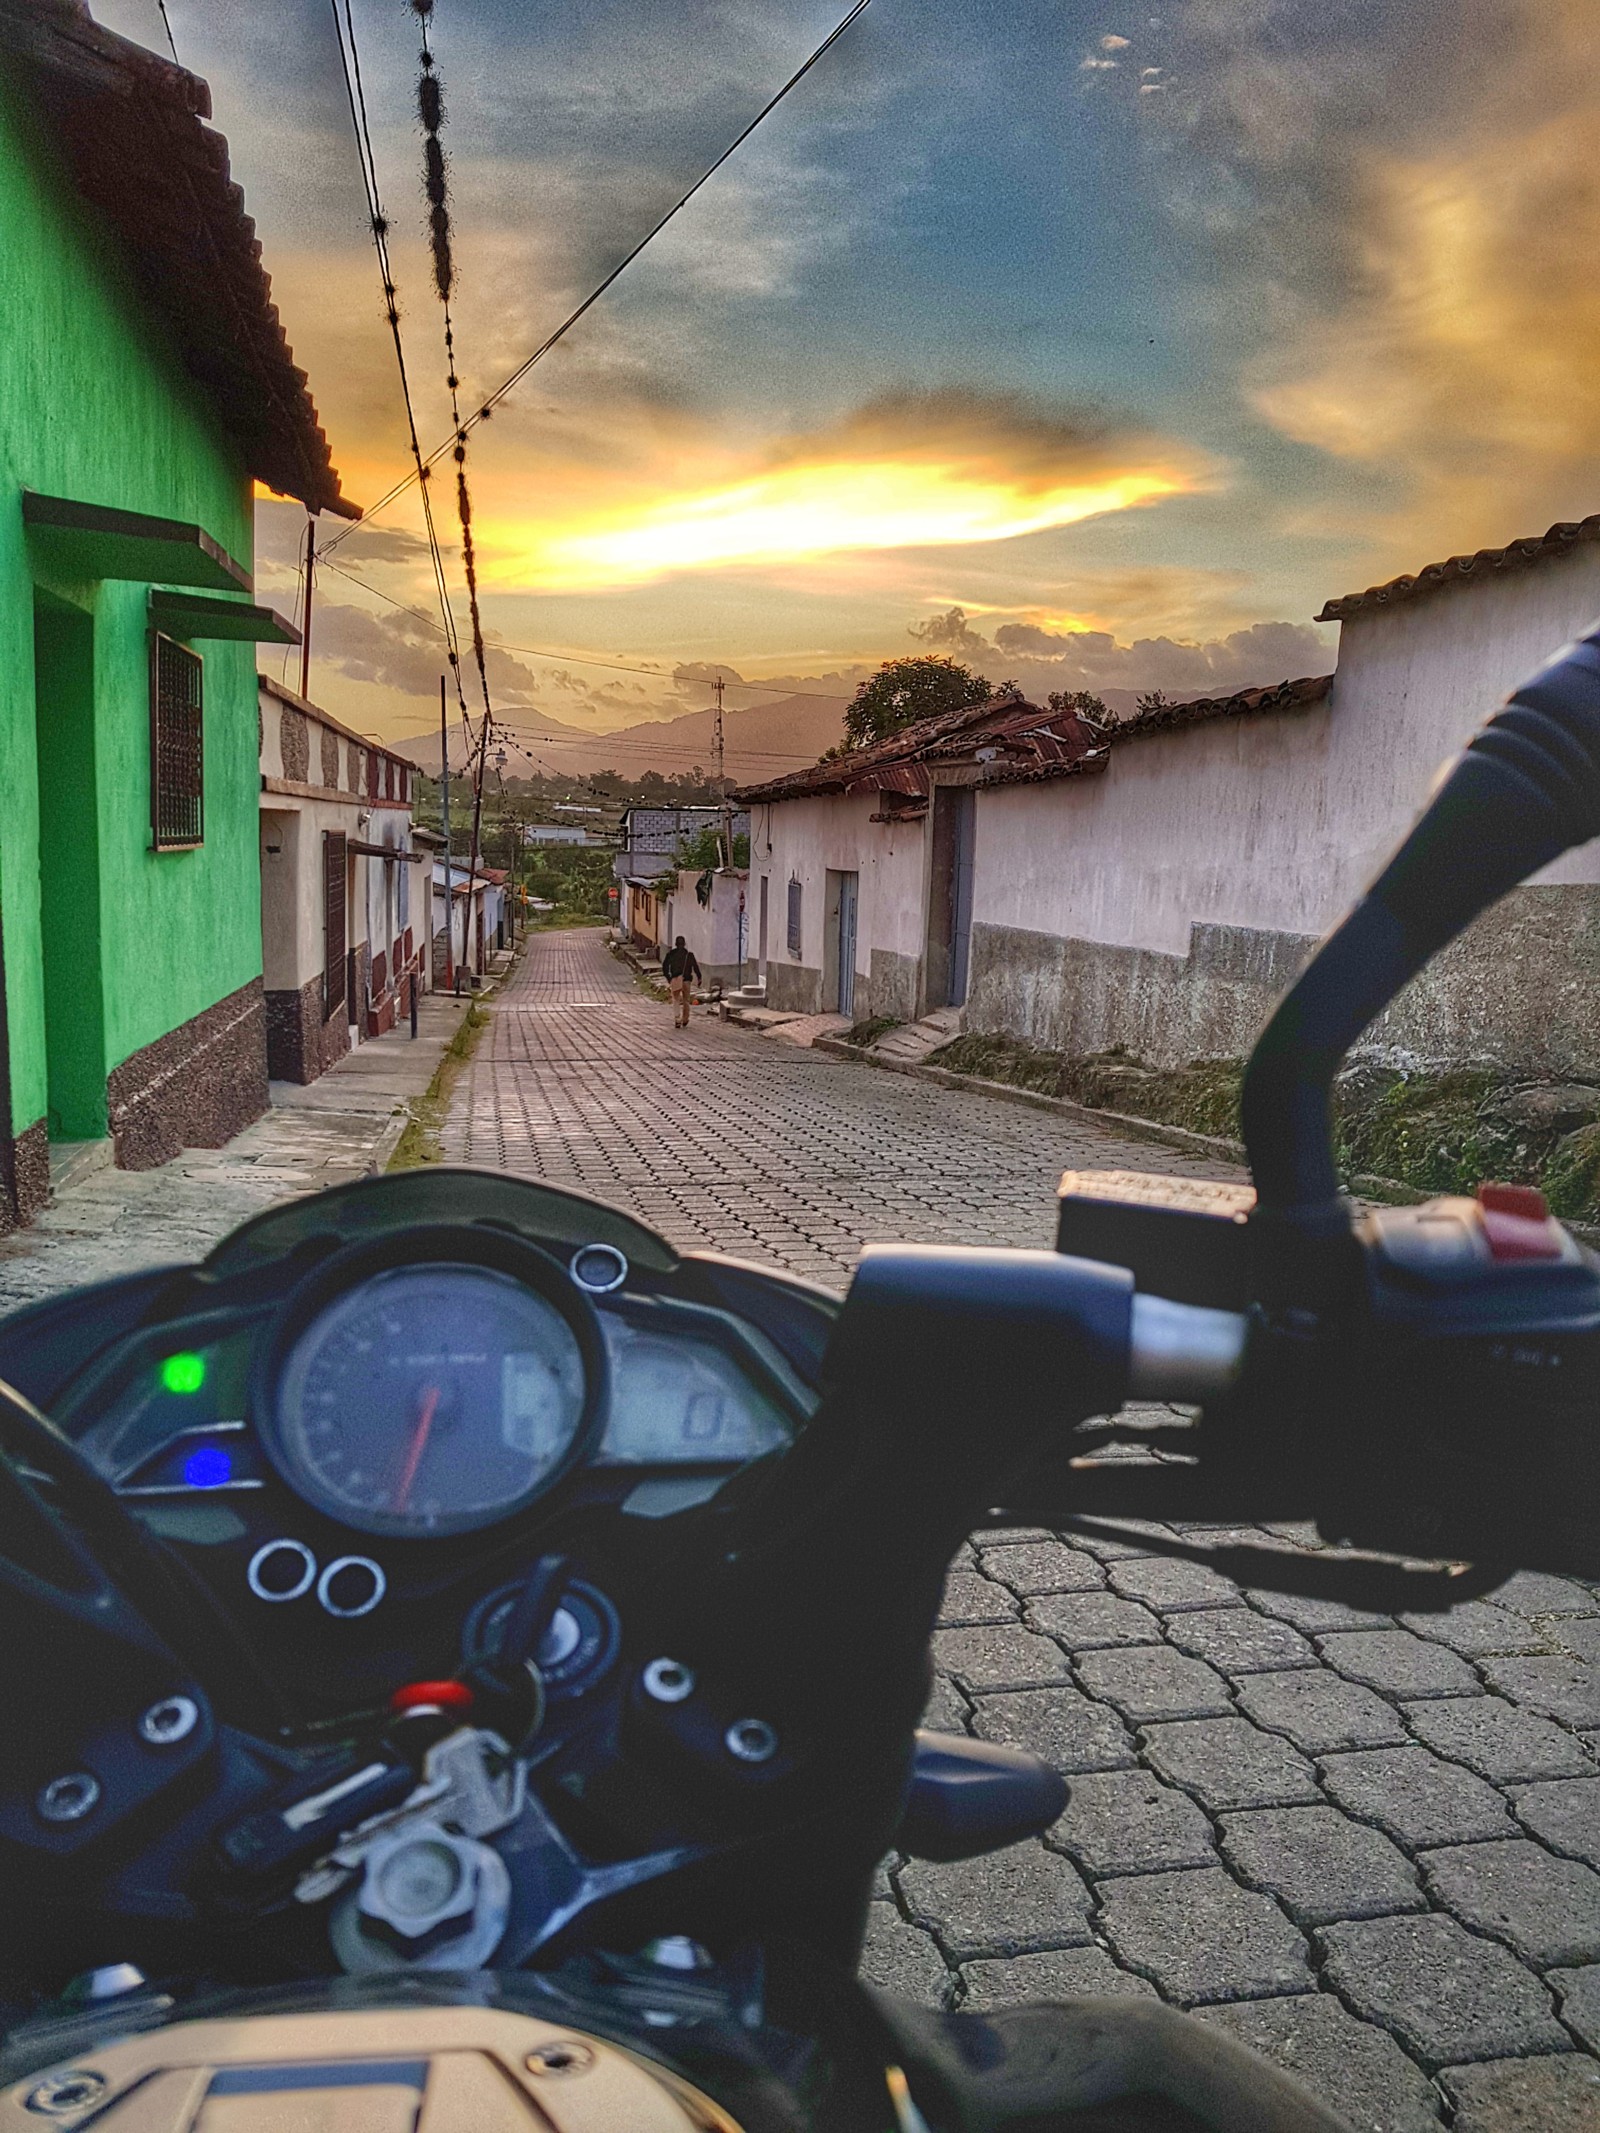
[734,692,1103,804]
[1317,517,1600,624]
[3,0,355,518]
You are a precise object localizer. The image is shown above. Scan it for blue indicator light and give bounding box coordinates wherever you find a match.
[183,1446,233,1489]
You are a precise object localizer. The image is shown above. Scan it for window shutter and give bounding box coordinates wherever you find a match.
[786,875,803,957]
[323,831,347,1022]
[149,634,204,848]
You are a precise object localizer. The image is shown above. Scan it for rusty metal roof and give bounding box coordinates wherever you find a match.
[4,0,355,518]
[1317,517,1600,624]
[735,692,1102,804]
[977,673,1331,789]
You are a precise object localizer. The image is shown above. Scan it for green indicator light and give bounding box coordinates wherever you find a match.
[160,1351,207,1396]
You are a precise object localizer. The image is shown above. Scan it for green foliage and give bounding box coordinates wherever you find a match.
[1134,690,1174,717]
[523,844,613,923]
[1045,689,1113,725]
[675,825,750,871]
[842,1015,900,1049]
[840,655,991,751]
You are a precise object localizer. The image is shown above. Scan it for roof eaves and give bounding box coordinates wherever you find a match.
[1317,516,1600,623]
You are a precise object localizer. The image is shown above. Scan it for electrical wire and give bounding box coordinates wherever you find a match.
[319,0,874,555]
[327,0,472,731]
[154,0,180,64]
[316,551,854,704]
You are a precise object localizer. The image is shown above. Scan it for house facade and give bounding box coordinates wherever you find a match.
[0,0,350,1224]
[258,676,421,1084]
[740,514,1600,1077]
[614,806,749,960]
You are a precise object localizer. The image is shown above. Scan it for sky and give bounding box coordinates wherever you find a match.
[95,0,1600,761]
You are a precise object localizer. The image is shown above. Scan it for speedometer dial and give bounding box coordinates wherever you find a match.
[269,1260,594,1537]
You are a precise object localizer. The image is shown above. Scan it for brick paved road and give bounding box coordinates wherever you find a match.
[447,932,1600,2131]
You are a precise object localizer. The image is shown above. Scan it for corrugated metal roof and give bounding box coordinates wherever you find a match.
[977,672,1331,789]
[1318,517,1600,623]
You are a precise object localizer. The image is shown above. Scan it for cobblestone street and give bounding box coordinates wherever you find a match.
[450,931,1600,2130]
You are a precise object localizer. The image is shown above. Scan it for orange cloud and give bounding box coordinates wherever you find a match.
[475,391,1210,590]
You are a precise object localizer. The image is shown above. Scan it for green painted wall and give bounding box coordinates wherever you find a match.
[0,73,261,1144]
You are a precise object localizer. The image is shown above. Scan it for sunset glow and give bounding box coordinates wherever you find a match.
[483,454,1199,591]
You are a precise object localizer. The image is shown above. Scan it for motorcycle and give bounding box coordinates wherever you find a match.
[0,627,1596,2132]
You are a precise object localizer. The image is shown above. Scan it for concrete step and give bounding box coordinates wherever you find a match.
[48,1138,115,1196]
[869,1008,964,1065]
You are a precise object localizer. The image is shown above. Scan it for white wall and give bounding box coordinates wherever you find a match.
[976,545,1600,960]
[750,791,927,1006]
[667,868,747,980]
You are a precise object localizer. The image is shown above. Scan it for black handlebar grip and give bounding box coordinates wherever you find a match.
[1241,623,1600,1225]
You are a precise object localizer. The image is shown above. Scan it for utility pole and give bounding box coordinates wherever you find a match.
[298,513,316,701]
[439,676,454,990]
[463,712,491,978]
[713,673,733,868]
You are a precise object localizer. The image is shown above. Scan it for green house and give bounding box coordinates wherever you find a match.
[0,0,352,1229]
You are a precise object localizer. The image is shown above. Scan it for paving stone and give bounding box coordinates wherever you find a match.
[969,1687,1137,1772]
[1249,1591,1394,1635]
[1440,2054,1600,2131]
[1399,1603,1553,1658]
[1510,1776,1600,1870]
[858,1901,951,2005]
[958,1946,1157,2011]
[921,1671,970,1734]
[1026,1590,1164,1649]
[1047,1768,1216,1877]
[1404,1695,1594,1783]
[1220,1806,1424,1925]
[1107,1556,1245,1612]
[1074,1645,1234,1723]
[1142,1716,1323,1811]
[1551,1964,1600,2053]
[1493,1572,1600,1618]
[1549,1617,1600,1668]
[1236,1669,1409,1753]
[1060,1527,1164,1562]
[1318,1746,1518,1848]
[899,1841,1095,1959]
[1421,1839,1600,1966]
[977,1541,1105,1596]
[1196,1994,1445,2133]
[1097,1866,1312,2005]
[1318,1914,1568,2065]
[1318,1629,1483,1701]
[940,1569,1019,1625]
[931,1623,1073,1693]
[1478,1653,1600,1729]
[1165,1607,1319,1675]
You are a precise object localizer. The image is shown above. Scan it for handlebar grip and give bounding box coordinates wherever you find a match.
[1241,624,1600,1227]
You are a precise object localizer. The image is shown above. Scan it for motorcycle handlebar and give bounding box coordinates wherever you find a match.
[1240,623,1600,1248]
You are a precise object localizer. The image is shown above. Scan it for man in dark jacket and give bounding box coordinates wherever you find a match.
[661,936,702,1027]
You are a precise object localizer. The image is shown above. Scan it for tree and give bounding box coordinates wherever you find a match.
[841,654,991,751]
[1134,690,1174,718]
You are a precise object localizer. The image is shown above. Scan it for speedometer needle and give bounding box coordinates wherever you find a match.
[394,1384,442,1512]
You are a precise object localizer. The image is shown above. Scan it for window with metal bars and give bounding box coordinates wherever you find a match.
[323,831,347,1022]
[149,634,203,849]
[786,874,803,957]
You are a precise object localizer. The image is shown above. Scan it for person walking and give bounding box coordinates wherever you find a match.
[661,935,702,1028]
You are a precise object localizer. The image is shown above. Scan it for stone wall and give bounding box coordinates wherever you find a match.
[107,977,268,1169]
[265,971,350,1085]
[967,884,1600,1078]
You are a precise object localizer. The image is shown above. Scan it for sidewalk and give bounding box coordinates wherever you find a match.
[0,987,478,1317]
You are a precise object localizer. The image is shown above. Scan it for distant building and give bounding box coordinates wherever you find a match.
[614,806,749,956]
[0,0,351,1226]
[525,823,604,847]
[257,677,422,1083]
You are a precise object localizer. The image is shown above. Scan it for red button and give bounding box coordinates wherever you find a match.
[1478,1182,1550,1222]
[1477,1183,1563,1262]
[389,1679,474,1714]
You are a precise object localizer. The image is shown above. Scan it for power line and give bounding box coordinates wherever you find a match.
[327,0,472,736]
[319,0,874,556]
[154,0,180,63]
[315,551,854,701]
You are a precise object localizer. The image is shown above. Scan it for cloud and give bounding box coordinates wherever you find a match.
[910,606,1331,701]
[1133,0,1600,568]
[480,388,1211,590]
[1101,33,1132,50]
